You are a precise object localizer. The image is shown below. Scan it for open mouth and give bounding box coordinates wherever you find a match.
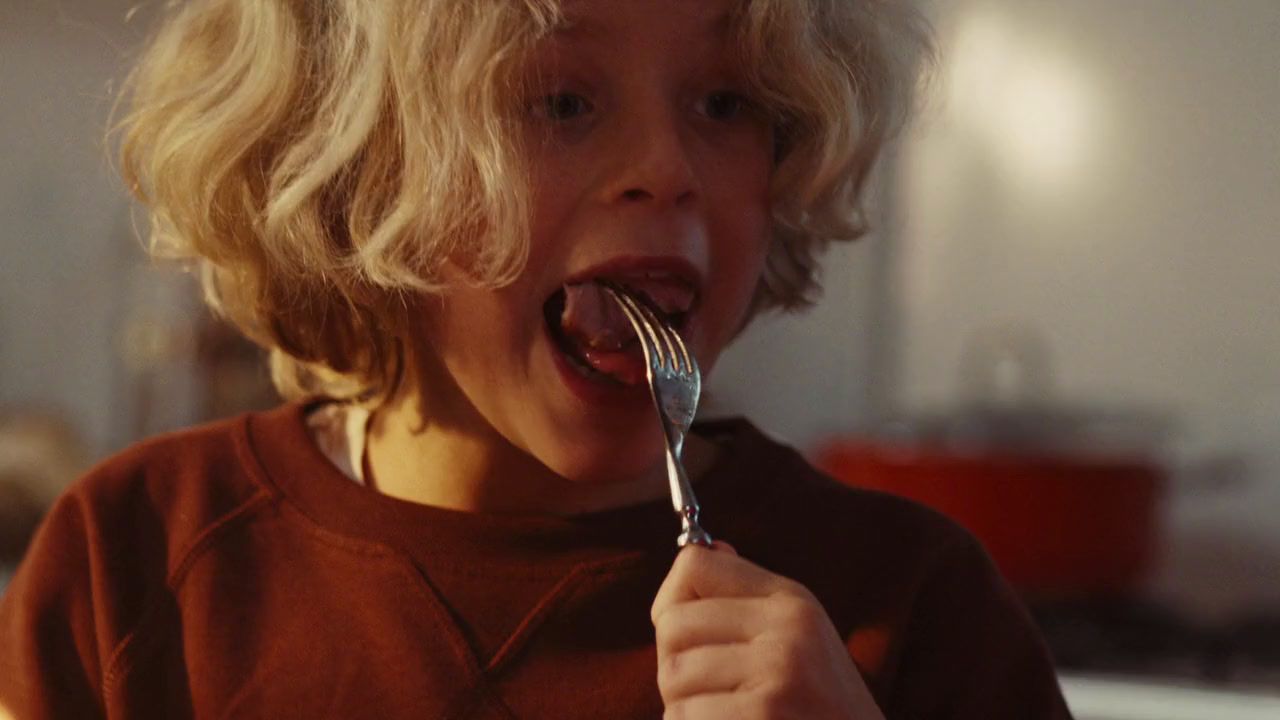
[543,274,695,387]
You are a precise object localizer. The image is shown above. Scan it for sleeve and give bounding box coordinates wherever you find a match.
[881,533,1074,720]
[0,492,108,719]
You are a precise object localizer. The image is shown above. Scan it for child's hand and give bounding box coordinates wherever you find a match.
[651,543,884,720]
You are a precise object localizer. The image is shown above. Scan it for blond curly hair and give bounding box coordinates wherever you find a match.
[117,0,932,402]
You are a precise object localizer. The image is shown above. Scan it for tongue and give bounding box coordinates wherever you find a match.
[560,283,646,383]
[560,277,694,348]
[580,347,647,385]
[561,283,637,351]
[563,280,700,385]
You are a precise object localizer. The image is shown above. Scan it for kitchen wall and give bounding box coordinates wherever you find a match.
[1,0,134,456]
[885,0,1280,614]
[1,0,220,461]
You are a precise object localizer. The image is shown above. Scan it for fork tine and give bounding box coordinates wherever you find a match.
[666,321,696,376]
[623,293,691,375]
[599,280,694,376]
[607,285,672,371]
[614,294,652,355]
[632,300,682,374]
[601,284,665,369]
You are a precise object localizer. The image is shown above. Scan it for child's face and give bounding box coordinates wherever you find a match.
[417,0,772,485]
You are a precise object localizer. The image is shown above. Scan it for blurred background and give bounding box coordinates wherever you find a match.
[1,1,1277,717]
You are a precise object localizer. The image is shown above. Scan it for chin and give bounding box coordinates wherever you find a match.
[538,430,667,487]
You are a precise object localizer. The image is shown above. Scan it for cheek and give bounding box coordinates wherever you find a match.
[721,146,774,277]
[726,220,771,313]
[430,286,537,375]
[720,169,773,293]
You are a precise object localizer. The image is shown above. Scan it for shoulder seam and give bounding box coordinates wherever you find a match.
[98,468,277,704]
[99,489,274,700]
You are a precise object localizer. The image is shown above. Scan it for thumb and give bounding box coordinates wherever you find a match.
[652,539,781,623]
[709,539,737,555]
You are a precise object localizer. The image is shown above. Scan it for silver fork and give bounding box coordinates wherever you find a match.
[599,280,712,548]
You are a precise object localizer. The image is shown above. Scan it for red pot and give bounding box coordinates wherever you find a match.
[815,440,1165,600]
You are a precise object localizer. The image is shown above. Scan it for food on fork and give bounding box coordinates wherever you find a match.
[543,275,694,386]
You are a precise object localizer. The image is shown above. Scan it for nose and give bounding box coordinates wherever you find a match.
[602,105,699,209]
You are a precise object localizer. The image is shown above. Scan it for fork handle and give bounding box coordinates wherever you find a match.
[667,449,713,547]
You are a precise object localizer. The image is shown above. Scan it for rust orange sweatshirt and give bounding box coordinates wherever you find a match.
[0,402,1071,718]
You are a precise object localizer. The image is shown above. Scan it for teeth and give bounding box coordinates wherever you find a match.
[610,277,694,315]
[553,270,695,348]
[559,282,642,355]
[582,325,631,351]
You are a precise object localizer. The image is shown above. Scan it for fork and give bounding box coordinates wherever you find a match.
[599,280,713,548]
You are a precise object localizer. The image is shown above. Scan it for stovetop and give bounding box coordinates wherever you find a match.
[1030,598,1280,689]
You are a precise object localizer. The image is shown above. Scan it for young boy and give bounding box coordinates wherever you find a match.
[0,1,1072,717]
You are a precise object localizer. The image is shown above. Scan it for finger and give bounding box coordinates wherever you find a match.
[657,643,752,703]
[654,597,766,654]
[663,692,751,720]
[710,540,737,555]
[652,544,798,624]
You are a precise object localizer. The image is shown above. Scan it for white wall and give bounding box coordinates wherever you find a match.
[892,0,1280,613]
[0,0,197,458]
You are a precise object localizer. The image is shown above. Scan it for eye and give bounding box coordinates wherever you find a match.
[534,92,594,122]
[699,91,752,122]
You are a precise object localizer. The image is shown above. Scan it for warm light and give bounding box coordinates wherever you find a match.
[945,9,1097,190]
[997,57,1092,184]
[948,10,1016,114]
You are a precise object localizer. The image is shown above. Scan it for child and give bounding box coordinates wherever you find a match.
[0,1,1073,717]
